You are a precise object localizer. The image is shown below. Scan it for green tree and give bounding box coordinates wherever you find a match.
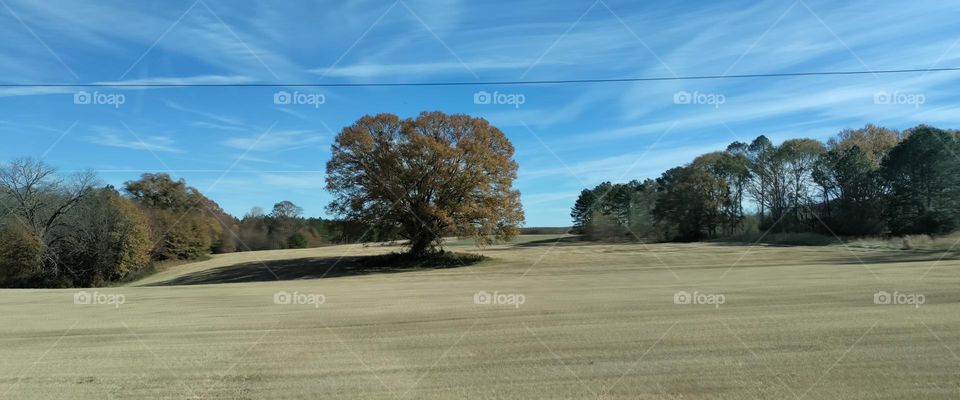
[653,165,725,241]
[831,146,885,235]
[584,209,626,241]
[571,180,659,239]
[571,187,597,231]
[626,180,660,239]
[693,151,747,235]
[287,232,309,249]
[882,126,960,235]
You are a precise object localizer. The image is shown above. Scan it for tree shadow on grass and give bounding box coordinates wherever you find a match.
[827,249,960,265]
[143,252,487,287]
[503,235,587,248]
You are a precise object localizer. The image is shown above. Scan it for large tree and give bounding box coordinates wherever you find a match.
[123,173,227,260]
[571,180,659,240]
[882,126,960,235]
[828,124,899,167]
[779,138,826,229]
[57,188,153,286]
[653,164,725,241]
[326,112,524,257]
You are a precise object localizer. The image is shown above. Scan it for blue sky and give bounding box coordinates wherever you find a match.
[1,0,959,226]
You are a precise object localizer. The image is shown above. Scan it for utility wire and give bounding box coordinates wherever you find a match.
[1,67,959,87]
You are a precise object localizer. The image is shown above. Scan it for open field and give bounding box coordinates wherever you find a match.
[1,235,958,399]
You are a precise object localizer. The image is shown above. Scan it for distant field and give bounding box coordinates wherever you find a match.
[1,234,958,399]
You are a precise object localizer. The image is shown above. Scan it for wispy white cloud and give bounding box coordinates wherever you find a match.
[273,106,313,121]
[0,120,65,133]
[0,0,303,81]
[0,75,255,97]
[258,172,327,190]
[98,75,256,86]
[519,141,723,184]
[522,190,579,205]
[188,121,248,132]
[223,130,325,152]
[314,60,536,79]
[165,99,254,131]
[478,87,611,128]
[85,128,181,153]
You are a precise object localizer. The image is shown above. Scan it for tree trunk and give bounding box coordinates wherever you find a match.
[408,232,437,258]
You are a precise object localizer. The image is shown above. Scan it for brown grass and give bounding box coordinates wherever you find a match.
[0,235,957,399]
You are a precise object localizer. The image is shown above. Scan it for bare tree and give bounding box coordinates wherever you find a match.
[270,200,304,219]
[0,158,96,274]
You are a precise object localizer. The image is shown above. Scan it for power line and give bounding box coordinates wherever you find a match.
[1,67,959,88]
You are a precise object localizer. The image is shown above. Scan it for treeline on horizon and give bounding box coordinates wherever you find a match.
[572,124,960,242]
[0,167,397,288]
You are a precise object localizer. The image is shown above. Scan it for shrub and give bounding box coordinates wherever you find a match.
[145,209,212,261]
[0,224,43,287]
[287,233,309,249]
[584,211,628,241]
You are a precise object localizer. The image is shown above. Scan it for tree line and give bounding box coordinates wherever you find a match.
[572,124,960,241]
[0,162,395,288]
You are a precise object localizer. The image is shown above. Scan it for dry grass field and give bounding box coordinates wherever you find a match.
[0,235,958,399]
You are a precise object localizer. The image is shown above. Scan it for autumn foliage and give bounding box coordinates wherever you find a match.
[326,112,525,256]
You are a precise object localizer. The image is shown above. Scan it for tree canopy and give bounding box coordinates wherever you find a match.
[326,111,524,256]
[572,124,960,241]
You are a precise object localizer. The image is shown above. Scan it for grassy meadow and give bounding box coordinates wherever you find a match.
[0,235,957,399]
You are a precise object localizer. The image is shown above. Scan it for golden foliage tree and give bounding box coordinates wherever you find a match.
[123,173,225,260]
[0,224,43,287]
[326,112,524,257]
[61,188,153,285]
[91,190,152,281]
